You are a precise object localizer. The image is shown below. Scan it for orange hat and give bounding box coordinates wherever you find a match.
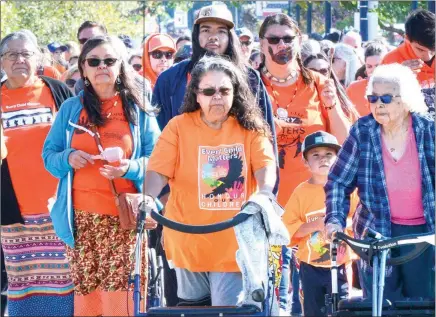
[142,33,176,88]
[148,34,176,52]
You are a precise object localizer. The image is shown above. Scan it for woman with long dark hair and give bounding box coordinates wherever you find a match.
[43,35,160,316]
[137,55,277,307]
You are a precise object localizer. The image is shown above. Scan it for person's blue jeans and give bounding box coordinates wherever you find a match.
[290,252,302,315]
[279,246,291,311]
[358,223,434,301]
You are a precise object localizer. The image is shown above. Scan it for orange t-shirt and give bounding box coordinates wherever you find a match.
[1,79,58,214]
[147,110,276,272]
[347,78,370,116]
[39,66,62,80]
[54,63,67,75]
[382,40,435,89]
[283,181,358,267]
[262,71,332,205]
[71,95,137,216]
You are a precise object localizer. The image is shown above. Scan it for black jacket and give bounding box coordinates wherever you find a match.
[1,76,73,225]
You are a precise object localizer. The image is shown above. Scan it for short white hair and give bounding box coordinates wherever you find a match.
[0,30,40,56]
[301,39,321,62]
[342,31,362,47]
[334,43,361,87]
[366,63,428,114]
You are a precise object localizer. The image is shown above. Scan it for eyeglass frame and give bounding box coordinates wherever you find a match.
[262,36,296,45]
[367,94,401,104]
[149,50,174,60]
[197,86,233,97]
[83,57,119,68]
[1,51,36,61]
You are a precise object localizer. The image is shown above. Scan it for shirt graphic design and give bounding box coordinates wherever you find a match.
[274,113,306,169]
[2,104,53,129]
[198,144,247,210]
[305,209,347,265]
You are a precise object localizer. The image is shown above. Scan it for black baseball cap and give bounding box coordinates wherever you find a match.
[302,131,341,159]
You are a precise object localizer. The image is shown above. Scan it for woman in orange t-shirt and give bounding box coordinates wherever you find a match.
[0,31,74,316]
[138,56,277,306]
[43,36,160,317]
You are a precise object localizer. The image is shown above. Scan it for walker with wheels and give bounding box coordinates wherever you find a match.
[327,229,435,317]
[130,197,289,316]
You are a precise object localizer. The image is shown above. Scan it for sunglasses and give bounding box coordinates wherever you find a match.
[150,51,174,60]
[78,38,89,45]
[66,78,77,88]
[84,58,118,67]
[367,94,401,104]
[198,87,232,97]
[264,36,295,45]
[308,68,329,76]
[132,64,142,71]
[240,40,253,47]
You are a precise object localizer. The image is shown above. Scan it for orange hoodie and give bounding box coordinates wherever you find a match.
[142,33,176,88]
[382,40,435,88]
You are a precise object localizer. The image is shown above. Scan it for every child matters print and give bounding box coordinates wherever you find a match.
[198,144,247,210]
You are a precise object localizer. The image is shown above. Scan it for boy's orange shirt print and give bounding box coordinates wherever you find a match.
[283,181,359,268]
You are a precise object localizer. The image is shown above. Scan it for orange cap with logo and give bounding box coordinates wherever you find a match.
[148,34,176,52]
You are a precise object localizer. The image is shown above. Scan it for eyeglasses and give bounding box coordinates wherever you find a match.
[78,38,89,45]
[240,40,253,47]
[150,51,174,60]
[308,67,329,76]
[197,87,232,97]
[264,36,295,45]
[132,64,142,71]
[367,94,401,104]
[84,58,118,67]
[1,51,35,61]
[66,78,77,88]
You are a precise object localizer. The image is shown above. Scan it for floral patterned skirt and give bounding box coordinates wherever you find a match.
[66,209,147,296]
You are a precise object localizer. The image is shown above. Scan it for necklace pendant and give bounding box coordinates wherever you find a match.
[276,107,288,120]
[390,148,395,152]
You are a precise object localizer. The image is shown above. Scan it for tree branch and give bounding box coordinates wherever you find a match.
[378,20,405,36]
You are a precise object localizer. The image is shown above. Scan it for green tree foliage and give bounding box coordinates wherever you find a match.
[1,1,148,45]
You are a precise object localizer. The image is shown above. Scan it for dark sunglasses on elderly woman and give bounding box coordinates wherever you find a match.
[367,94,401,104]
[198,87,232,97]
[85,58,118,67]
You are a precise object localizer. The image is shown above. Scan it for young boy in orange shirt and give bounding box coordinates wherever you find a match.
[283,131,358,316]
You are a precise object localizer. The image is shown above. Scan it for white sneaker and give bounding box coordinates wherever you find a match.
[279,308,290,316]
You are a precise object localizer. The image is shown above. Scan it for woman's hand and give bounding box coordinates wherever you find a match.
[131,194,157,216]
[325,222,343,241]
[320,79,339,110]
[99,159,130,180]
[68,150,94,169]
